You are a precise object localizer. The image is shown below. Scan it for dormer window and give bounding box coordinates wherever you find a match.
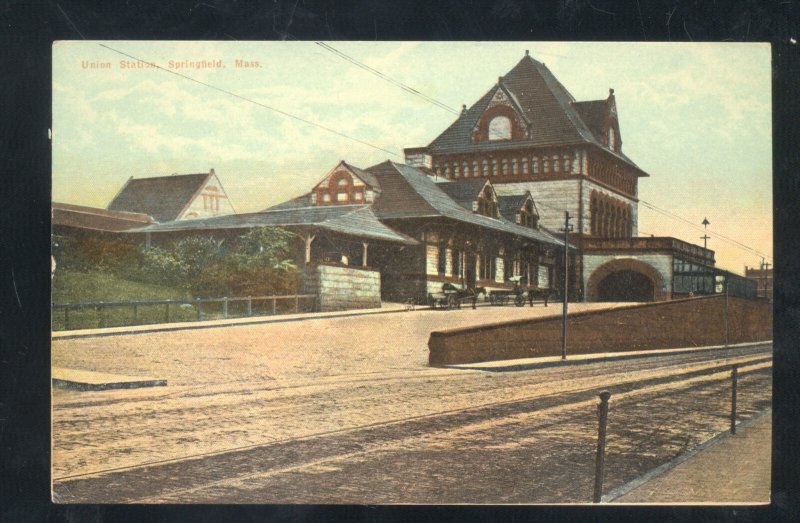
[476,186,498,218]
[488,116,512,141]
[519,200,538,228]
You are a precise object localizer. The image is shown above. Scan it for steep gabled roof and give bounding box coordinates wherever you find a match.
[366,161,569,247]
[436,179,491,211]
[571,99,609,142]
[423,53,648,176]
[107,172,212,222]
[52,202,154,232]
[130,204,417,245]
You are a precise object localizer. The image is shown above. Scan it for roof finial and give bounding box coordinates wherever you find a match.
[525,49,529,56]
[609,88,615,96]
[461,104,467,114]
[498,75,503,84]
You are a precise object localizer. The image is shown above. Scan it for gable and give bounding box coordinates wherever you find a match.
[179,172,236,220]
[470,84,529,143]
[311,161,378,205]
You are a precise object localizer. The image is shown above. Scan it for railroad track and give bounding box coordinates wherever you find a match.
[53,345,772,503]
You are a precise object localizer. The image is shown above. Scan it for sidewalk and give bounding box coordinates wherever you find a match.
[609,410,771,503]
[52,301,410,340]
[445,341,772,372]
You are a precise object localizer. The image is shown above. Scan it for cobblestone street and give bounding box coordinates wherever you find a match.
[51,305,772,503]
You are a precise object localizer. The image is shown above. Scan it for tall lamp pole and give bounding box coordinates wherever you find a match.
[560,211,573,361]
[701,217,710,249]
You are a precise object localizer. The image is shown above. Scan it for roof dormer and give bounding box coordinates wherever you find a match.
[470,82,529,143]
[310,161,381,205]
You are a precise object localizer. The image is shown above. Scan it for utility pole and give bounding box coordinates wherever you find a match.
[560,211,573,360]
[701,217,710,249]
[761,258,771,300]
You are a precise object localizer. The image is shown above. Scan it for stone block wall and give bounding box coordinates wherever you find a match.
[429,295,772,365]
[301,263,381,312]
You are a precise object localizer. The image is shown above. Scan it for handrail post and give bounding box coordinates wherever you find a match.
[731,364,738,434]
[593,391,611,503]
[247,297,252,316]
[64,307,69,330]
[223,297,229,318]
[133,304,138,323]
[196,298,202,320]
[98,305,104,328]
[272,298,277,315]
[295,295,299,313]
[165,302,170,323]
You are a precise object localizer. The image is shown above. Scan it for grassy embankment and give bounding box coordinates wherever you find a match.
[51,269,309,331]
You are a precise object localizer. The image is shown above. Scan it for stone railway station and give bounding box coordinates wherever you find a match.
[52,51,756,311]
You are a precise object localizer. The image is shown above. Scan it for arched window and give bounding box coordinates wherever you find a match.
[488,115,512,141]
[608,127,616,149]
[520,200,538,228]
[477,186,497,218]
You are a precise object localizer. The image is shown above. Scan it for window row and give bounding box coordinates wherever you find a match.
[590,192,633,238]
[432,244,551,288]
[433,151,583,179]
[588,156,635,195]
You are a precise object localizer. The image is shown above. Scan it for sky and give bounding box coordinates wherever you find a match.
[52,41,772,274]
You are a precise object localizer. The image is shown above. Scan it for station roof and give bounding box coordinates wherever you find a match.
[52,202,154,232]
[129,204,418,245]
[366,161,570,248]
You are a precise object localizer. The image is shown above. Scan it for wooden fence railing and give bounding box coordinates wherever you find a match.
[52,294,317,331]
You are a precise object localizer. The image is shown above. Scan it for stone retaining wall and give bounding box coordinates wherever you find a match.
[302,263,381,312]
[428,295,772,365]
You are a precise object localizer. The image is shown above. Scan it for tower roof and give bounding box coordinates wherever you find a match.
[424,53,647,176]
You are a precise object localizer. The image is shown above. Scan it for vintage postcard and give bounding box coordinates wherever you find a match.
[51,41,772,504]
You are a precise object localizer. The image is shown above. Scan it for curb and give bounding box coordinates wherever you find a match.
[442,341,773,373]
[602,408,772,503]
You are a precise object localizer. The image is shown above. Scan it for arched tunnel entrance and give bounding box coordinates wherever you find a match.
[596,270,655,302]
[586,258,669,302]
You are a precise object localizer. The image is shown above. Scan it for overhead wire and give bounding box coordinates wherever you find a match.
[314,42,460,115]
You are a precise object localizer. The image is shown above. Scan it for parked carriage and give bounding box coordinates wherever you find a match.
[488,276,557,307]
[428,283,486,310]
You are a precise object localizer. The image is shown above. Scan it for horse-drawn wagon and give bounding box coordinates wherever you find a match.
[428,283,486,310]
[488,276,557,307]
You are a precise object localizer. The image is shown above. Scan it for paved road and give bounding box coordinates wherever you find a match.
[53,318,772,504]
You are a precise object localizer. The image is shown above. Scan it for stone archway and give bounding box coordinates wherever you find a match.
[586,258,669,302]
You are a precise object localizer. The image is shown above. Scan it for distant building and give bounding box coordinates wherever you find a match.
[108,168,235,222]
[745,265,773,301]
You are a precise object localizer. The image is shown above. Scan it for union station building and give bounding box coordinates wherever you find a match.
[53,51,755,310]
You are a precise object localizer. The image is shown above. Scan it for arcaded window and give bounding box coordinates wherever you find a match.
[488,115,512,140]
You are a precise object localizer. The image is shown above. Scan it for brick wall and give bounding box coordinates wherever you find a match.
[428,295,772,365]
[301,263,381,312]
